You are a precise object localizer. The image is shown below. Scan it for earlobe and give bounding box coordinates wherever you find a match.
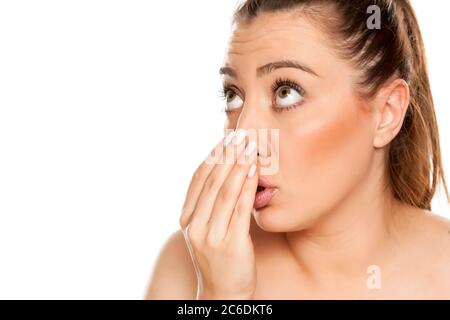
[373,79,410,148]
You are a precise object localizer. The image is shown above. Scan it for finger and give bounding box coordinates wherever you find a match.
[188,129,247,230]
[179,131,233,229]
[207,139,257,241]
[227,161,258,240]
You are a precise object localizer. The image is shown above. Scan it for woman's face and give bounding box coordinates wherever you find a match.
[221,12,378,232]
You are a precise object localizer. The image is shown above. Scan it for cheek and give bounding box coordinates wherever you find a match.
[281,98,373,200]
[300,103,369,164]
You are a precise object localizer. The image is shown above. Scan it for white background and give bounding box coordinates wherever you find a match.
[0,0,448,299]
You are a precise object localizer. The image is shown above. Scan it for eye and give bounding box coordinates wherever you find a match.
[218,84,243,113]
[271,78,305,112]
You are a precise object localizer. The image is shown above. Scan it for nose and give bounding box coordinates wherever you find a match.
[231,102,273,158]
[235,95,266,127]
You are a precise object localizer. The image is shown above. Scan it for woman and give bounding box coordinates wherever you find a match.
[146,0,450,299]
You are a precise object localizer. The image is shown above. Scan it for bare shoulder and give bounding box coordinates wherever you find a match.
[144,229,197,299]
[414,208,450,246]
[405,207,450,296]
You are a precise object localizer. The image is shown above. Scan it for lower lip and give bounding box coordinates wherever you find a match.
[254,188,278,210]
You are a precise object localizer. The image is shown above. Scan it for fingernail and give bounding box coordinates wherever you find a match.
[248,164,257,178]
[224,131,236,146]
[245,141,256,156]
[232,129,246,145]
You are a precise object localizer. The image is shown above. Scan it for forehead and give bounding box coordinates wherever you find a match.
[223,12,336,76]
[231,12,318,41]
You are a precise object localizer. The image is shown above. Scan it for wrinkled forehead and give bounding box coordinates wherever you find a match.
[223,12,336,78]
[228,13,320,51]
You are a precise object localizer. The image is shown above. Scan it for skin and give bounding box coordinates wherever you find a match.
[145,11,450,299]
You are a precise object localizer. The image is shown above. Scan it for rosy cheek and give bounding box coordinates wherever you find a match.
[288,98,371,177]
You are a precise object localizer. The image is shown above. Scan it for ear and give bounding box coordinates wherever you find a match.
[372,78,410,148]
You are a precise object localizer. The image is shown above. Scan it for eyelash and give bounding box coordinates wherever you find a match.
[218,77,306,114]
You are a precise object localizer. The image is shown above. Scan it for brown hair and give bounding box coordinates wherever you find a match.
[233,0,449,210]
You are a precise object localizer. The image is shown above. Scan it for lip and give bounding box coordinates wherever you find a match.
[254,176,278,210]
[257,176,277,189]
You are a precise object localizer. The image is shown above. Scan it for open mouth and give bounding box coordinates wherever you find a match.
[254,177,278,210]
[257,185,266,193]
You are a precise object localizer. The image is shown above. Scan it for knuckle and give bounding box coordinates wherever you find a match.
[218,185,232,202]
[205,233,221,250]
[179,215,185,228]
[242,176,253,190]
[179,214,190,229]
[186,225,201,245]
[232,206,241,218]
[192,166,205,183]
[205,175,221,192]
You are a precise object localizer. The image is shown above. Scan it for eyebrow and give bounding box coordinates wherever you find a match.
[219,59,319,79]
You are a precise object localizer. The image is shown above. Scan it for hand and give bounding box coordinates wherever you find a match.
[179,129,258,300]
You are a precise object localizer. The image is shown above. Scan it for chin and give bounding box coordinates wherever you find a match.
[253,205,298,232]
[253,204,318,233]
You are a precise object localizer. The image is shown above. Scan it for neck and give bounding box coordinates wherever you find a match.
[284,167,407,285]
